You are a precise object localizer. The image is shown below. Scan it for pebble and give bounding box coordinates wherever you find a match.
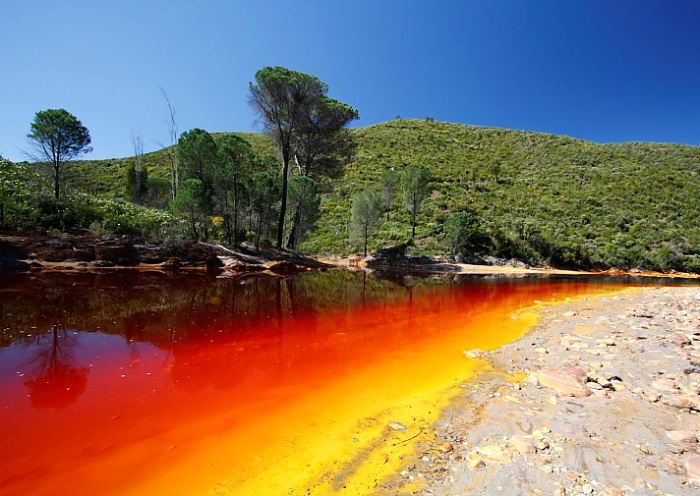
[610,379,625,391]
[479,445,510,463]
[463,349,488,359]
[665,394,700,410]
[669,333,692,346]
[388,421,407,431]
[466,450,484,470]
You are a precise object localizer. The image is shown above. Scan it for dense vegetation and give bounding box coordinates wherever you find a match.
[4,118,700,273]
[311,119,700,272]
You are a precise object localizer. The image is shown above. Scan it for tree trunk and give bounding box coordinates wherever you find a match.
[189,208,199,242]
[286,207,301,250]
[411,209,416,238]
[232,182,239,246]
[277,158,289,248]
[255,215,263,249]
[224,214,233,246]
[54,163,60,199]
[363,224,368,257]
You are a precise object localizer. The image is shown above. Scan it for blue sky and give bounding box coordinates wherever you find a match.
[2,1,700,162]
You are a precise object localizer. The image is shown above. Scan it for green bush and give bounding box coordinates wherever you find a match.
[443,210,479,254]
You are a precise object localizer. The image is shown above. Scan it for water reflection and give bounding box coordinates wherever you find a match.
[23,324,90,409]
[0,271,418,350]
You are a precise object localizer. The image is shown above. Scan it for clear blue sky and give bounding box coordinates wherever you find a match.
[2,0,700,162]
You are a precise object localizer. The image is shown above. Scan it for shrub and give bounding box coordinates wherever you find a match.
[443,210,479,254]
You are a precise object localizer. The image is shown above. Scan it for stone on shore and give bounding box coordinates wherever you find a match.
[466,450,485,470]
[666,430,698,444]
[479,445,510,463]
[665,394,700,411]
[508,434,537,456]
[669,332,692,346]
[686,454,700,486]
[537,365,591,397]
[387,421,408,431]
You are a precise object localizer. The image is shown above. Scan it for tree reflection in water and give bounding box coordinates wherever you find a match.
[23,324,90,409]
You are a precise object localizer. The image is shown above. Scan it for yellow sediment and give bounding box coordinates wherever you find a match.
[198,309,540,495]
[133,289,633,495]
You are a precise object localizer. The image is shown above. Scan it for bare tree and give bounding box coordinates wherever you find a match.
[159,87,179,200]
[130,131,145,204]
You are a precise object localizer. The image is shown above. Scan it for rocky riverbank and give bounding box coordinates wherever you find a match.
[0,232,330,276]
[385,286,700,495]
[3,233,699,282]
[331,250,700,280]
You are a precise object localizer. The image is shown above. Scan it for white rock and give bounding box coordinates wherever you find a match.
[666,430,698,444]
[508,434,536,456]
[538,366,591,397]
[651,378,678,392]
[685,453,700,485]
[463,349,488,359]
[479,445,510,463]
[388,421,408,431]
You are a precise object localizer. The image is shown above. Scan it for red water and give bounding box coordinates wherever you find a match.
[0,272,650,495]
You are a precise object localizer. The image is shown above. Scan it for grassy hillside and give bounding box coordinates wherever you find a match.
[306,119,700,271]
[62,119,700,271]
[66,131,277,198]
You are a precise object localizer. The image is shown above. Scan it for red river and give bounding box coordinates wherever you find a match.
[0,271,663,495]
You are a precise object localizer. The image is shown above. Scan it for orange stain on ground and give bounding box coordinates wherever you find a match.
[0,276,631,495]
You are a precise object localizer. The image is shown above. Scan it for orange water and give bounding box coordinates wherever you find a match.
[0,273,639,495]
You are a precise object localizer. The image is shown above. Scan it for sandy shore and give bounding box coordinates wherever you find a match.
[381,285,700,495]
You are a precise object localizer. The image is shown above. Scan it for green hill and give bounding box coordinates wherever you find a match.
[66,131,276,198]
[308,119,700,271]
[64,119,700,272]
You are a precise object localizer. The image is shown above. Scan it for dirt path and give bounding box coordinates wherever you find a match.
[382,286,700,495]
